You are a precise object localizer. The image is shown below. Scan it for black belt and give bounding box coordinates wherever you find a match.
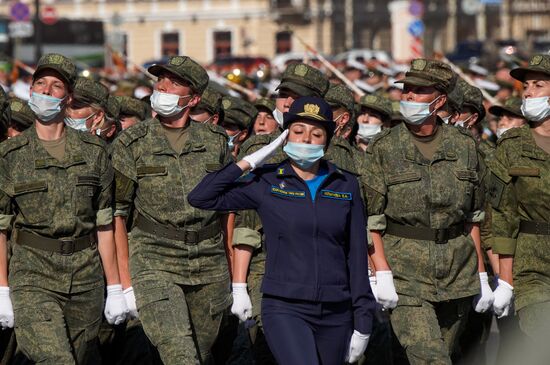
[386,220,465,244]
[15,230,96,255]
[135,214,221,244]
[519,220,550,236]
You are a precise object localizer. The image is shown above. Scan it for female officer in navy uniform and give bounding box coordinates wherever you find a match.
[189,96,375,365]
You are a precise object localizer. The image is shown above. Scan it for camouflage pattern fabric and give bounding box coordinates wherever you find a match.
[325,83,354,113]
[73,77,110,109]
[33,53,77,87]
[488,97,523,119]
[276,63,329,97]
[196,86,223,116]
[8,98,34,128]
[358,94,393,122]
[221,96,258,129]
[116,96,149,121]
[458,79,486,120]
[395,59,457,94]
[148,56,209,94]
[489,125,550,312]
[510,54,550,81]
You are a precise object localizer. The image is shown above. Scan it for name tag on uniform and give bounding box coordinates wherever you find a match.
[270,186,306,198]
[320,190,352,201]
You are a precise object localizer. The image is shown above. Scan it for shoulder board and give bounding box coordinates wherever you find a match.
[117,120,149,147]
[496,127,522,146]
[0,135,28,157]
[77,130,107,148]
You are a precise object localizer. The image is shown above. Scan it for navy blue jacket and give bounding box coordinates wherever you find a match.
[188,160,375,334]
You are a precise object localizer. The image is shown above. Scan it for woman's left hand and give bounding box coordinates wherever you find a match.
[346,330,370,363]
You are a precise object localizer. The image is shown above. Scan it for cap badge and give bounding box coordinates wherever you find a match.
[412,59,427,71]
[303,103,320,115]
[530,55,543,66]
[294,64,308,77]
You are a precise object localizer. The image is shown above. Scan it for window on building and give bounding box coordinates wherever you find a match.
[213,31,232,58]
[276,31,292,54]
[161,32,179,57]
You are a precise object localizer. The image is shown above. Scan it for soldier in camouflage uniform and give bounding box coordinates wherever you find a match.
[220,96,257,159]
[490,54,550,356]
[354,94,392,153]
[0,89,9,142]
[116,96,150,130]
[363,59,493,364]
[0,53,128,364]
[489,97,527,139]
[111,55,232,365]
[190,85,223,125]
[252,98,278,136]
[6,98,34,139]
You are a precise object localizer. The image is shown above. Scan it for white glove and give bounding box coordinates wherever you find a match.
[346,330,370,363]
[375,271,399,309]
[493,279,514,318]
[104,284,129,325]
[473,272,495,313]
[123,287,139,320]
[369,276,378,301]
[231,283,252,322]
[0,287,14,329]
[242,129,289,169]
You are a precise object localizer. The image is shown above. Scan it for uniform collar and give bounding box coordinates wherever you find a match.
[28,125,86,169]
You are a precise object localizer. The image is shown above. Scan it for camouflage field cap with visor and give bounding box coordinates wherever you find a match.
[9,97,34,128]
[73,77,110,110]
[447,79,464,113]
[510,54,550,82]
[34,53,77,88]
[254,97,276,113]
[105,95,121,120]
[358,94,392,122]
[276,63,330,98]
[148,55,209,94]
[325,83,355,113]
[459,79,486,121]
[489,97,523,119]
[221,96,258,129]
[395,58,457,94]
[116,96,149,121]
[283,96,335,140]
[196,86,223,116]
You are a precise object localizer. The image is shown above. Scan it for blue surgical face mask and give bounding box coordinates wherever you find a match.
[521,96,550,122]
[64,112,96,132]
[283,142,325,169]
[28,92,65,122]
[227,131,241,150]
[399,95,442,125]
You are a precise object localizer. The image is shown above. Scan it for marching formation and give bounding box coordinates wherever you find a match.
[0,50,546,365]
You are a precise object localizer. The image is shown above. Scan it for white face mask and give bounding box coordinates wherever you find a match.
[357,123,381,141]
[150,90,190,117]
[64,112,97,132]
[496,127,511,139]
[227,131,241,150]
[521,96,550,122]
[454,115,474,129]
[28,92,65,122]
[399,95,441,125]
[273,108,284,127]
[441,115,451,124]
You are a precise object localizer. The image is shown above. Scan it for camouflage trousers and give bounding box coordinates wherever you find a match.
[11,285,103,365]
[390,295,471,365]
[133,277,231,365]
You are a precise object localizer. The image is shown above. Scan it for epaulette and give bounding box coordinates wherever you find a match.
[496,126,522,146]
[77,130,107,149]
[117,120,149,147]
[0,135,28,157]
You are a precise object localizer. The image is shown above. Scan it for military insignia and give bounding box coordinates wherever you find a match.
[365,95,378,104]
[303,103,320,115]
[412,59,427,71]
[530,55,543,66]
[271,186,305,198]
[294,64,308,77]
[170,56,184,66]
[11,102,22,112]
[279,181,285,189]
[49,54,63,64]
[320,190,352,201]
[277,168,285,175]
[222,99,232,109]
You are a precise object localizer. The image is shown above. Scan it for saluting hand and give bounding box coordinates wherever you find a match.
[241,129,289,170]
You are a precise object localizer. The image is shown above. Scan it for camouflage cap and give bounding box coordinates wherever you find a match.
[148,55,209,94]
[488,96,523,118]
[510,54,550,82]
[221,96,258,129]
[8,97,34,128]
[395,58,457,94]
[390,100,406,122]
[325,83,354,113]
[358,94,392,121]
[459,79,486,121]
[73,77,110,110]
[276,63,329,97]
[116,96,149,120]
[253,97,276,113]
[105,95,120,120]
[447,79,464,113]
[196,85,223,115]
[34,53,77,87]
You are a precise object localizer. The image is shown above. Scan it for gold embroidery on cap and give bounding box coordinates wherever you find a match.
[531,55,543,66]
[303,103,320,115]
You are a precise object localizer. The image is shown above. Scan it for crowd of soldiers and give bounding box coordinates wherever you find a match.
[0,48,545,365]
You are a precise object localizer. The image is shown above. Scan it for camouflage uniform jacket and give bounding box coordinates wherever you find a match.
[0,127,113,293]
[111,118,231,285]
[363,122,485,301]
[489,125,550,310]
